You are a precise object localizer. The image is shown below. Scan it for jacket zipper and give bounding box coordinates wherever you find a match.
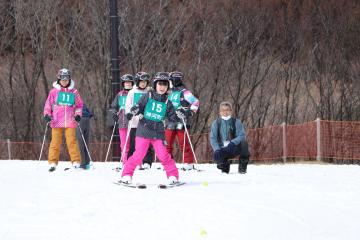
[64,88,67,128]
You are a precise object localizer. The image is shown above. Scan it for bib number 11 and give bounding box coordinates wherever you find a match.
[57,92,75,106]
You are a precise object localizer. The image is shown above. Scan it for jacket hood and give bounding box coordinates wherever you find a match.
[53,79,75,90]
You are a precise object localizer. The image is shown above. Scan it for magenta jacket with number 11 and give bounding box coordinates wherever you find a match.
[43,80,83,128]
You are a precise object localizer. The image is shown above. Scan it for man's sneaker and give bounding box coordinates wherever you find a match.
[217,163,230,174]
[181,164,194,171]
[238,162,247,174]
[48,163,57,172]
[121,175,132,184]
[239,158,249,174]
[168,176,178,185]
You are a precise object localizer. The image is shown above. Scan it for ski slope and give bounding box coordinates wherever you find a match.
[0,161,359,240]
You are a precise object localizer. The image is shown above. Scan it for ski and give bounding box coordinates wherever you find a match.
[112,167,122,172]
[194,168,204,172]
[64,166,87,171]
[158,182,185,189]
[179,166,204,172]
[64,167,81,171]
[113,180,147,189]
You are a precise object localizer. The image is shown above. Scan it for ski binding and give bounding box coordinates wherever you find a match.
[158,182,185,189]
[114,180,147,189]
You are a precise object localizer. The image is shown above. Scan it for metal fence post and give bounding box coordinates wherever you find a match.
[316,118,321,161]
[7,139,11,160]
[282,122,287,163]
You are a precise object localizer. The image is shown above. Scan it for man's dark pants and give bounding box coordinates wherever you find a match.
[213,140,250,173]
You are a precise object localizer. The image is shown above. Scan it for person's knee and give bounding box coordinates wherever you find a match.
[213,149,224,164]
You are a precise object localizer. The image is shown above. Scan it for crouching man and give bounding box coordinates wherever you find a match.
[209,101,250,174]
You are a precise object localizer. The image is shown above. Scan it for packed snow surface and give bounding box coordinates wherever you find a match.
[0,161,359,240]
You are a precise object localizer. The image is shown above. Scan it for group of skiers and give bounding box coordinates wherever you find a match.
[43,68,250,185]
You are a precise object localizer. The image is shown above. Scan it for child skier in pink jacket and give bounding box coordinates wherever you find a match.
[43,68,83,172]
[111,74,135,165]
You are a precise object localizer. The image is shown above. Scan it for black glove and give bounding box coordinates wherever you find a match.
[185,109,193,117]
[224,142,236,153]
[126,113,133,120]
[74,115,81,122]
[44,115,52,123]
[112,112,119,122]
[175,108,186,119]
[130,105,140,115]
[213,149,224,162]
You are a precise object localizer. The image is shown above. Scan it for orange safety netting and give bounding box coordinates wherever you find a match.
[321,120,360,160]
[1,120,360,162]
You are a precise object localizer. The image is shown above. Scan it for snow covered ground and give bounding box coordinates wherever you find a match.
[0,160,359,240]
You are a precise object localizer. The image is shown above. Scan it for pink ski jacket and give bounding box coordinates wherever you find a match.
[43,80,83,128]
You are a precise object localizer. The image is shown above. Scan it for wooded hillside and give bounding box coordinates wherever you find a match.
[0,0,359,141]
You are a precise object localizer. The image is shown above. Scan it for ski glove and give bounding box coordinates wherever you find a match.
[213,149,224,162]
[44,115,52,123]
[175,109,186,119]
[112,112,119,122]
[75,115,81,122]
[126,113,133,120]
[130,105,140,115]
[224,142,236,153]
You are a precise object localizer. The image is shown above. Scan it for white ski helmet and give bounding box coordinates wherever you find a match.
[57,68,71,80]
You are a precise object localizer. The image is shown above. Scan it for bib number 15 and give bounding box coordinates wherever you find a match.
[151,102,163,113]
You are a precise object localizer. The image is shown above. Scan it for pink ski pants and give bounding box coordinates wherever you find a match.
[121,136,179,179]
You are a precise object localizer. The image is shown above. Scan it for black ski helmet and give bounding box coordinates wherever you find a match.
[120,74,135,89]
[153,72,170,90]
[134,71,151,89]
[169,71,183,87]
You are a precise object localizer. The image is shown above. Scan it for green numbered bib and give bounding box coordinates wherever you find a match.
[118,95,127,109]
[168,91,181,109]
[133,93,145,105]
[144,98,167,122]
[57,92,75,106]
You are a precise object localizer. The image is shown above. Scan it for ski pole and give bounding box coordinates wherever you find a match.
[77,123,93,164]
[119,117,134,167]
[182,129,186,164]
[180,117,198,164]
[38,122,50,161]
[104,121,117,162]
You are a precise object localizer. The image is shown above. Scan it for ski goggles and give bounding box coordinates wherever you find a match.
[155,72,170,81]
[169,72,183,81]
[59,75,70,80]
[137,74,151,81]
[121,74,134,82]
